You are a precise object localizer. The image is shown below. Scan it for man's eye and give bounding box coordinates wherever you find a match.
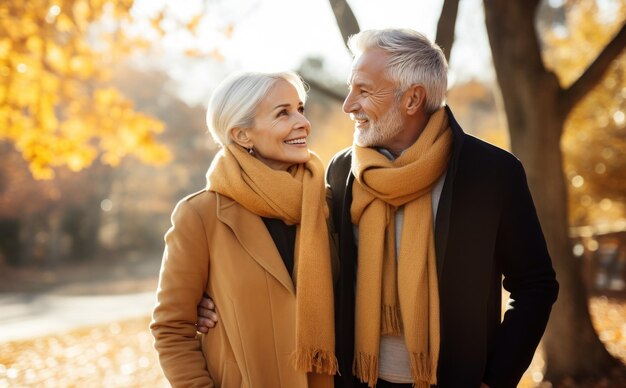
[277,109,288,117]
[298,106,305,113]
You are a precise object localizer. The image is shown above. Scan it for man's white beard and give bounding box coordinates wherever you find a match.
[354,103,404,148]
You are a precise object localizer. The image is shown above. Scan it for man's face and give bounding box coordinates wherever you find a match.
[343,48,405,149]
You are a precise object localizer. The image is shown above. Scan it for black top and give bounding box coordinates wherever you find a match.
[262,217,296,276]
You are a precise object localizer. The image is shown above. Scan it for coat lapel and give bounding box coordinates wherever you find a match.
[215,194,295,295]
[434,106,465,279]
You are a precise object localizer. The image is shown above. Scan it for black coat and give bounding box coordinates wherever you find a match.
[326,106,559,388]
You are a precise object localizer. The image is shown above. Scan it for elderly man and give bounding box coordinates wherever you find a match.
[197,28,559,388]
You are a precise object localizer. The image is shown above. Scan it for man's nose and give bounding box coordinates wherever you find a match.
[342,92,358,114]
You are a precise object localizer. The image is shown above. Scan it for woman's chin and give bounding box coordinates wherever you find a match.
[287,149,311,164]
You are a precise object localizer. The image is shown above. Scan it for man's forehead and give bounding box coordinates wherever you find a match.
[347,71,364,83]
[347,71,375,86]
[347,49,391,83]
[347,68,394,88]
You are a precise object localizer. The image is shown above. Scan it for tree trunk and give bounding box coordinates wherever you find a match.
[328,0,361,51]
[483,0,620,382]
[0,219,20,266]
[66,162,114,260]
[435,0,460,61]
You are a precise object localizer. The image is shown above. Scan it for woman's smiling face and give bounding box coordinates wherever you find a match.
[242,79,311,170]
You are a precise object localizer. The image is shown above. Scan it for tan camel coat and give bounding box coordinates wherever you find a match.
[150,190,333,388]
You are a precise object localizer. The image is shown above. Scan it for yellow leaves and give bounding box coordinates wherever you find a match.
[66,147,97,172]
[543,0,626,86]
[0,317,167,386]
[69,55,93,79]
[150,11,166,37]
[548,0,626,225]
[222,23,234,39]
[26,36,44,56]
[9,73,38,107]
[38,94,59,131]
[17,124,98,176]
[45,4,62,24]
[41,71,60,94]
[186,14,203,35]
[185,48,225,61]
[14,19,39,40]
[5,111,35,141]
[137,143,171,166]
[209,47,224,62]
[31,164,56,180]
[0,39,12,59]
[112,0,135,19]
[88,87,172,168]
[132,37,152,51]
[21,136,60,180]
[101,151,121,167]
[93,87,122,107]
[0,84,6,104]
[183,48,203,57]
[55,13,75,33]
[2,0,171,180]
[45,43,67,73]
[71,0,90,30]
[16,130,98,179]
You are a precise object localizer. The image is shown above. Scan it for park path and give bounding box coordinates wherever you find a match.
[0,291,155,343]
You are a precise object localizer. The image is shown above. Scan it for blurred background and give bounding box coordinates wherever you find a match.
[0,0,625,386]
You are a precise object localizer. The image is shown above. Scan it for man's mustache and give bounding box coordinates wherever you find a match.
[351,113,369,121]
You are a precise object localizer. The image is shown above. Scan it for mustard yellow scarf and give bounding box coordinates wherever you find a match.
[351,108,452,387]
[206,144,337,377]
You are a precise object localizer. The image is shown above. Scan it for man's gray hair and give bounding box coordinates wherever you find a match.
[206,71,307,146]
[347,28,448,113]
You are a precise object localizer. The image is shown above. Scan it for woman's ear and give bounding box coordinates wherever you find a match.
[405,84,427,115]
[229,127,252,148]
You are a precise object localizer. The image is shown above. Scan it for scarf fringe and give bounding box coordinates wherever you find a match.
[381,304,402,336]
[409,352,436,386]
[291,348,338,375]
[353,352,379,388]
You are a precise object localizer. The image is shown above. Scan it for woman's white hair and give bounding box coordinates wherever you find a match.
[347,28,448,113]
[206,71,307,146]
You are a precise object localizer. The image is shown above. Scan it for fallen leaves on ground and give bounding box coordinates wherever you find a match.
[0,318,166,388]
[518,296,626,388]
[0,297,624,387]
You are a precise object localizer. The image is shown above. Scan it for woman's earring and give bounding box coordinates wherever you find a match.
[247,146,254,155]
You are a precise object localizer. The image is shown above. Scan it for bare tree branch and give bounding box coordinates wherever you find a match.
[435,0,460,62]
[328,0,361,49]
[561,23,626,114]
[304,77,345,102]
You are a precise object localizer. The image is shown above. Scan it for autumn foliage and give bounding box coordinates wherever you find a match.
[541,0,626,227]
[0,0,170,179]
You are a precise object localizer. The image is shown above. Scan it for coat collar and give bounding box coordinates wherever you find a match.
[215,193,295,295]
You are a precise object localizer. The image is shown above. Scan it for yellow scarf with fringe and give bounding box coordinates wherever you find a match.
[351,108,452,387]
[207,144,337,377]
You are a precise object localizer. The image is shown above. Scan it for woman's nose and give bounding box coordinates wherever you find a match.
[295,112,311,132]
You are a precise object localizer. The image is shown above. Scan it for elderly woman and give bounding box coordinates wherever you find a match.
[150,71,337,388]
